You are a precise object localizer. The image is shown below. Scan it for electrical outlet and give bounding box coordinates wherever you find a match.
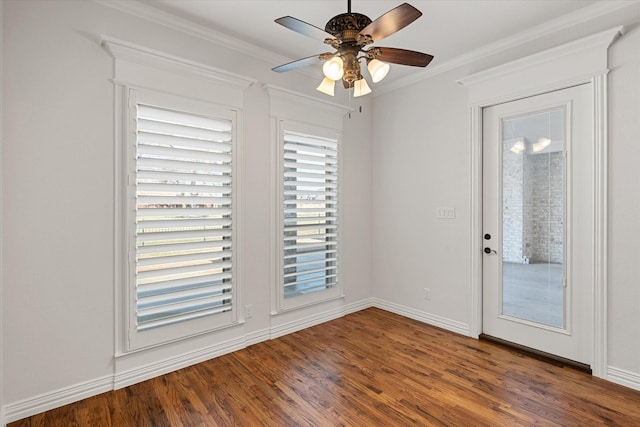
[244,304,253,319]
[424,288,431,300]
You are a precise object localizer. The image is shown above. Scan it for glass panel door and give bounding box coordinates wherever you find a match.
[501,109,565,328]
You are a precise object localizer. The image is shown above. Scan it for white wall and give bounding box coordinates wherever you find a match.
[607,24,640,381]
[2,0,638,422]
[372,20,640,386]
[1,0,372,419]
[0,1,4,424]
[371,70,472,330]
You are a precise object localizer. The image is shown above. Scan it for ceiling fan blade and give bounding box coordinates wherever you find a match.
[358,3,422,43]
[275,16,335,41]
[375,47,434,67]
[272,54,324,73]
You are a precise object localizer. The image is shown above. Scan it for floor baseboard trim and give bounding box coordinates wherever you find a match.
[269,299,374,340]
[4,375,113,424]
[270,306,345,339]
[1,297,448,424]
[244,328,271,347]
[607,366,640,391]
[372,299,471,336]
[345,298,376,315]
[114,336,247,390]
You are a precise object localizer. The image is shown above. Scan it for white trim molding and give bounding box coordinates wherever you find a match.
[2,298,374,423]
[265,84,353,127]
[114,336,247,390]
[4,376,113,424]
[376,2,634,96]
[458,26,623,379]
[372,299,471,337]
[607,366,640,391]
[94,1,289,70]
[101,35,256,106]
[0,1,4,425]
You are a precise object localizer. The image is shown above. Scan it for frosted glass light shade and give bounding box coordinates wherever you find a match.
[322,57,344,81]
[353,78,371,97]
[367,59,390,83]
[316,77,335,96]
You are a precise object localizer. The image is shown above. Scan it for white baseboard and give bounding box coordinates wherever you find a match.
[113,335,247,390]
[607,366,640,391]
[2,297,462,424]
[4,375,113,424]
[244,327,271,347]
[345,297,375,315]
[116,299,374,391]
[372,298,471,336]
[268,299,374,339]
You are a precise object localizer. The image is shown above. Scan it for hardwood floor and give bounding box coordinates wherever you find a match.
[10,308,640,426]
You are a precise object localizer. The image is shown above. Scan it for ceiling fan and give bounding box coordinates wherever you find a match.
[272,0,434,97]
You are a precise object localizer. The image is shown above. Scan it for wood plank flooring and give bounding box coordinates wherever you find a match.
[10,308,640,426]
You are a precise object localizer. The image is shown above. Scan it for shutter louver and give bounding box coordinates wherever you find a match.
[283,131,338,298]
[135,104,233,331]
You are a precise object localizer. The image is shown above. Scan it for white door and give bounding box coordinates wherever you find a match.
[482,84,593,366]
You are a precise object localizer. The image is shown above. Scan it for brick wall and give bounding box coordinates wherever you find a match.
[502,146,563,264]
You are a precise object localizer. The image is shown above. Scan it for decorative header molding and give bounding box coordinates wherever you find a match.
[457,26,624,106]
[101,35,256,90]
[265,84,352,129]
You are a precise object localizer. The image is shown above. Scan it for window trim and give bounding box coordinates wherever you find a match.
[105,37,252,354]
[123,88,241,351]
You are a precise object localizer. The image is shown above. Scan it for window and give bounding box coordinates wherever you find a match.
[277,122,342,311]
[126,89,238,349]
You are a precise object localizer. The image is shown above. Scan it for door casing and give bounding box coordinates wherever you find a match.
[458,26,623,379]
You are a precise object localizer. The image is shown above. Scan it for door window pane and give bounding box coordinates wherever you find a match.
[501,109,564,328]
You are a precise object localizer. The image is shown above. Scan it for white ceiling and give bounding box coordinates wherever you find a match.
[136,0,613,85]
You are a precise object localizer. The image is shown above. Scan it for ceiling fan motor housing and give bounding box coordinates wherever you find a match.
[325,13,372,41]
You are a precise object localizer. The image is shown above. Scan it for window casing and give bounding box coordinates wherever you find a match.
[277,121,343,311]
[126,89,239,349]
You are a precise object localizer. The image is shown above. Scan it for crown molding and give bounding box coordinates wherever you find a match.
[93,0,323,82]
[93,0,289,68]
[94,0,637,97]
[374,0,636,96]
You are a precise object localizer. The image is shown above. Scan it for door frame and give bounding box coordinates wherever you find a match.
[458,26,623,379]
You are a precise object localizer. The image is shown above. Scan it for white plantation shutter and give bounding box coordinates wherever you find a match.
[282,130,339,299]
[135,104,234,331]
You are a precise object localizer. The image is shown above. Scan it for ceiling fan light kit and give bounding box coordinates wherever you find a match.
[316,77,336,96]
[353,78,372,97]
[272,1,434,97]
[322,56,345,80]
[367,58,390,83]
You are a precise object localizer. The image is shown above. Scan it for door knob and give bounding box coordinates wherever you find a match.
[484,247,497,254]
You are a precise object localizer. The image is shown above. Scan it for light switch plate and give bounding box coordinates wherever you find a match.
[436,207,456,219]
